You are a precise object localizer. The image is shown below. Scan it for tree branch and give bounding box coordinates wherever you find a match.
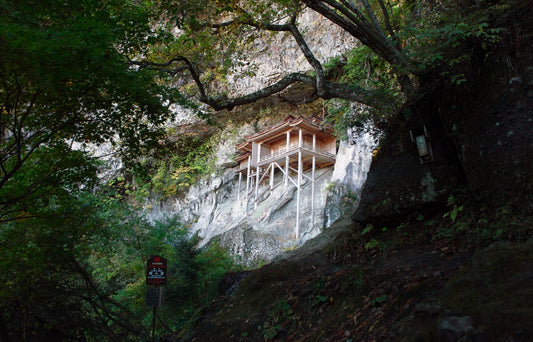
[130,2,414,111]
[69,255,147,339]
[129,55,209,103]
[377,0,396,40]
[304,0,410,68]
[204,73,376,110]
[304,0,415,94]
[130,50,376,112]
[287,16,326,97]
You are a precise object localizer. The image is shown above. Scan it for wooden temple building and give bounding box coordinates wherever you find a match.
[235,115,337,239]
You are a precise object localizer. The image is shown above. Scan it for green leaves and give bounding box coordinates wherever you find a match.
[0,0,183,219]
[0,192,130,339]
[0,186,239,339]
[0,142,100,221]
[402,1,506,87]
[131,131,218,200]
[0,3,209,337]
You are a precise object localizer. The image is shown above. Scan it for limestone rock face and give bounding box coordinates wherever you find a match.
[352,65,533,227]
[226,8,357,97]
[352,108,464,226]
[460,68,533,214]
[144,123,378,266]
[214,223,285,267]
[139,8,375,266]
[325,125,381,227]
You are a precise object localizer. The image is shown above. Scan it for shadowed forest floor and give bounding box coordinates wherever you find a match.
[168,212,533,342]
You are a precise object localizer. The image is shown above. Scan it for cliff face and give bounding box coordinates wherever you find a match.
[144,1,532,269]
[224,8,357,97]
[145,117,380,266]
[156,3,533,341]
[167,20,533,342]
[142,10,372,266]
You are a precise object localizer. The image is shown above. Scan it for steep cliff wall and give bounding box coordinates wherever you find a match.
[145,115,379,266]
[142,9,374,265]
[166,5,533,341]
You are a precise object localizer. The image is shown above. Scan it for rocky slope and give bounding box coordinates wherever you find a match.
[169,218,532,342]
[162,37,533,341]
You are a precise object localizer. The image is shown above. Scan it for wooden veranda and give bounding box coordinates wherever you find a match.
[235,115,337,239]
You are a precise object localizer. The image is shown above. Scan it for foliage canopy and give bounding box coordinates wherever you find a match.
[0,0,528,340]
[134,0,519,122]
[0,0,184,220]
[0,188,239,340]
[0,0,238,340]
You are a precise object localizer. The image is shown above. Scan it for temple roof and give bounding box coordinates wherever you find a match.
[234,151,250,162]
[236,115,334,152]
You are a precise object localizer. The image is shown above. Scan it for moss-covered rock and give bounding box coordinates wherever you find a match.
[441,242,533,341]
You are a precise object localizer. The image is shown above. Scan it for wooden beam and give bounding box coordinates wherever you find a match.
[246,155,251,210]
[296,129,303,239]
[311,155,316,230]
[285,131,290,186]
[255,143,261,209]
[238,171,242,202]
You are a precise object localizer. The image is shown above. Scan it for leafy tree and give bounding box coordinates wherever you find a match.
[0,186,239,340]
[131,0,416,110]
[0,1,242,340]
[0,0,183,221]
[0,190,146,340]
[132,132,219,200]
[132,0,516,119]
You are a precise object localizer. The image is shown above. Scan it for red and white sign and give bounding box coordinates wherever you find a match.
[146,255,167,285]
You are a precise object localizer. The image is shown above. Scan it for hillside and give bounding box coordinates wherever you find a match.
[165,8,533,338]
[172,220,532,341]
[1,1,532,341]
[168,69,533,342]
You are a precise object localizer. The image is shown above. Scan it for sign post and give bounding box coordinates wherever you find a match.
[146,256,167,342]
[146,255,167,286]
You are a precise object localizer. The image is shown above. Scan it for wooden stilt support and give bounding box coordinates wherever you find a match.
[255,143,261,208]
[311,156,316,230]
[255,167,260,208]
[232,115,338,241]
[285,156,289,187]
[246,155,251,210]
[296,129,303,239]
[285,131,290,186]
[311,134,316,230]
[270,163,274,190]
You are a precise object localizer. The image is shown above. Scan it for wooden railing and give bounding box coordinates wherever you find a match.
[258,143,334,163]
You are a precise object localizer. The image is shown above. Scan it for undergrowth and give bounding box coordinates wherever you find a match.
[130,130,220,200]
[435,189,533,247]
[330,186,532,264]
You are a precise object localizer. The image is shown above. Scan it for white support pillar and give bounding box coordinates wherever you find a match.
[311,156,316,230]
[255,143,261,208]
[285,131,290,186]
[311,134,316,229]
[245,155,251,208]
[255,166,261,208]
[270,163,274,190]
[296,129,303,239]
[285,156,289,187]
